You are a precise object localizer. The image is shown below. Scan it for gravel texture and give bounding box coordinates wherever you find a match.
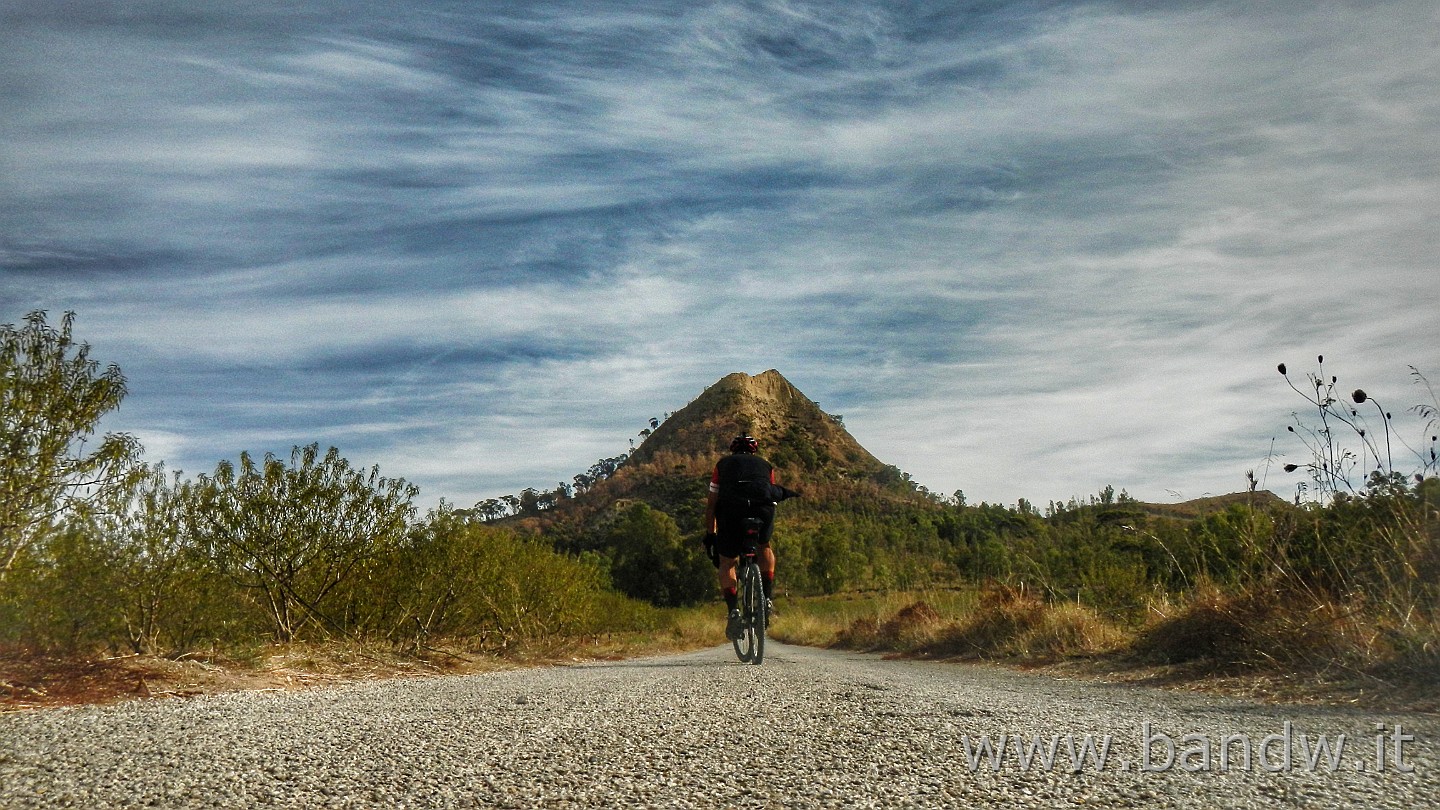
[1,642,1435,808]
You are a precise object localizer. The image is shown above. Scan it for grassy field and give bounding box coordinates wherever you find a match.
[767,585,1125,659]
[754,585,1437,711]
[767,588,978,648]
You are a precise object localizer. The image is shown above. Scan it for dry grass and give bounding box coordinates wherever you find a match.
[0,640,513,712]
[1132,583,1425,676]
[916,585,1125,661]
[766,610,842,648]
[1379,613,1440,679]
[778,585,1436,709]
[775,585,1123,662]
[769,588,978,650]
[833,601,946,651]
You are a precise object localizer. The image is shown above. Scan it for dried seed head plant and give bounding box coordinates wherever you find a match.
[1275,357,1436,503]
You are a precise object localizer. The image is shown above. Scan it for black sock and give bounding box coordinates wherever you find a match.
[762,573,774,600]
[723,587,737,611]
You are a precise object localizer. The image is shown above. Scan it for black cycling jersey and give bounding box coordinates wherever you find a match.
[711,452,777,556]
[712,452,776,505]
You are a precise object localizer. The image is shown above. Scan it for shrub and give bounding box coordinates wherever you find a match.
[1132,584,1377,671]
[380,508,658,651]
[921,584,1122,660]
[187,444,418,641]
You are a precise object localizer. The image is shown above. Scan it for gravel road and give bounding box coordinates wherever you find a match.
[1,642,1435,808]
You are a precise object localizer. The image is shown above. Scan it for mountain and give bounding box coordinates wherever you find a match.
[513,369,928,537]
[627,369,887,479]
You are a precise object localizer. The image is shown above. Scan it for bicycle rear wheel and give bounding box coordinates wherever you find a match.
[743,561,765,665]
[731,561,761,663]
[731,610,752,663]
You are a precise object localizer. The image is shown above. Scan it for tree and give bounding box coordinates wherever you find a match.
[601,502,711,606]
[188,444,417,641]
[474,498,505,521]
[1098,484,1116,506]
[518,487,541,516]
[1,311,141,580]
[808,525,863,594]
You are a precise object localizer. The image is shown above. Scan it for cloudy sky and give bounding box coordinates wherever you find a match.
[3,0,1436,509]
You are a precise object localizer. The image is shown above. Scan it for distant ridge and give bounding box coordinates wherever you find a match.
[501,369,1283,536]
[1131,491,1290,520]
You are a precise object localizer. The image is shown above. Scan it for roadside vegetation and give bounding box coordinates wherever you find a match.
[761,357,1438,704]
[1,312,678,707]
[2,313,1435,707]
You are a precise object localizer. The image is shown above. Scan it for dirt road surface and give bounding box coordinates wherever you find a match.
[1,643,1434,808]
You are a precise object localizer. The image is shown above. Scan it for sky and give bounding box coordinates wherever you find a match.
[2,0,1437,510]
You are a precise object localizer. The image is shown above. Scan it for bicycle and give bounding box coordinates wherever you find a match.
[730,517,767,665]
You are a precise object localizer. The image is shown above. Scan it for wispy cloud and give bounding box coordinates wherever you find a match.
[3,0,1436,507]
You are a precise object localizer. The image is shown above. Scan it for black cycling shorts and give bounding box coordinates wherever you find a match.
[714,500,774,559]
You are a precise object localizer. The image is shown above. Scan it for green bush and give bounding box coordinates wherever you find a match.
[0,519,126,651]
[381,507,659,648]
[186,444,418,641]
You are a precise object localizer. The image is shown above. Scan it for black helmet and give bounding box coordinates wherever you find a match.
[729,434,758,453]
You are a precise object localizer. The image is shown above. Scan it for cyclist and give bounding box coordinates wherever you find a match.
[702,434,799,640]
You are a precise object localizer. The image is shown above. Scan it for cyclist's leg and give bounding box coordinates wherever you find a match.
[717,555,738,592]
[758,513,777,601]
[759,545,776,605]
[759,545,775,577]
[719,554,744,640]
[713,504,745,610]
[746,505,776,597]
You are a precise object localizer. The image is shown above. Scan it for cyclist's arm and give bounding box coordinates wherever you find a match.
[766,464,800,501]
[703,490,718,534]
[703,467,719,534]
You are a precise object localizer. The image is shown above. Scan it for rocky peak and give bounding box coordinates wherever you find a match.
[626,369,884,478]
